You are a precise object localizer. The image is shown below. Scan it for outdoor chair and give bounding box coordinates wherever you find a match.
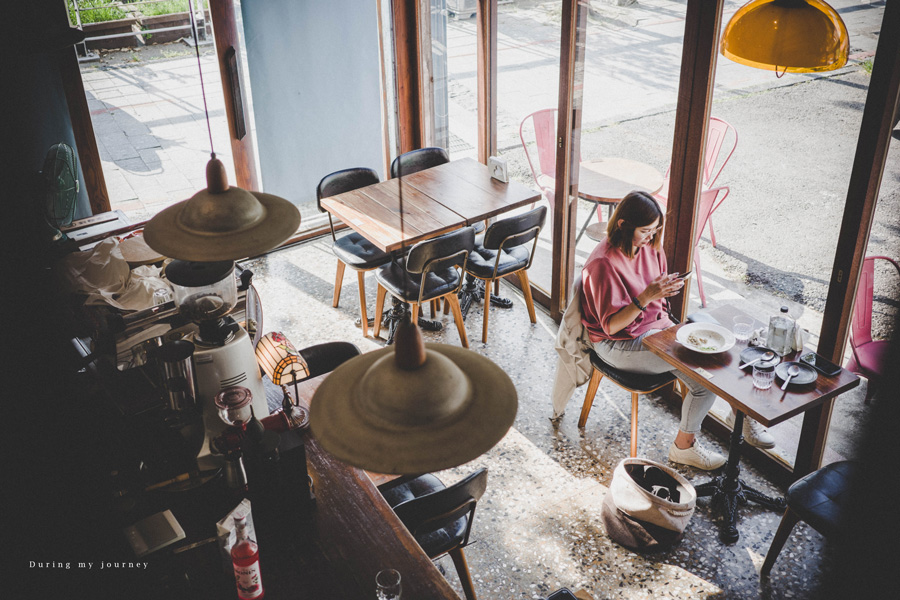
[761,461,858,577]
[464,206,547,342]
[519,109,561,211]
[378,468,488,600]
[845,255,900,402]
[317,168,392,338]
[691,186,730,307]
[373,227,476,348]
[655,117,737,247]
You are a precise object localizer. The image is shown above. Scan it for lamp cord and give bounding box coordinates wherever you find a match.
[188,0,215,157]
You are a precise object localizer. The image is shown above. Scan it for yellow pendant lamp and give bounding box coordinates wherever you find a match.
[720,0,849,75]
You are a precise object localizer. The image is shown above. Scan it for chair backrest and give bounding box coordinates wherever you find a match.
[406,226,475,275]
[655,117,737,203]
[702,117,737,188]
[390,147,450,179]
[694,186,729,247]
[297,341,361,381]
[519,109,558,184]
[850,256,900,348]
[484,205,547,256]
[392,468,488,549]
[316,167,380,212]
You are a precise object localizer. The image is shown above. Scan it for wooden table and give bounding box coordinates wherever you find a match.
[283,374,460,598]
[575,158,663,243]
[321,158,541,339]
[642,306,859,543]
[152,375,459,599]
[321,157,541,253]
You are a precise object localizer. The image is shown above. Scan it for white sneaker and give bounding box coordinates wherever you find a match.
[727,411,776,449]
[668,441,726,470]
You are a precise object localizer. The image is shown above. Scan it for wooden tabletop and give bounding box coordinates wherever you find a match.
[577,158,664,204]
[321,157,541,252]
[289,374,461,599]
[642,306,860,428]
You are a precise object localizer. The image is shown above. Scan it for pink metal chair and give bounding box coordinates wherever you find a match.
[655,117,737,247]
[519,108,561,211]
[845,255,900,402]
[691,186,729,307]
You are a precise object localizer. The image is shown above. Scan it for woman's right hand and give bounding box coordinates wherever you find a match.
[638,273,683,305]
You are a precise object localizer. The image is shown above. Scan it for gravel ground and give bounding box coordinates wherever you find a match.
[505,68,900,339]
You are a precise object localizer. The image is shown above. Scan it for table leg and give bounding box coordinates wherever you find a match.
[458,275,513,320]
[694,411,786,544]
[381,298,443,344]
[575,203,599,245]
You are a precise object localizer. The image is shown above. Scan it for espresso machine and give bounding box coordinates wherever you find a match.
[165,260,269,457]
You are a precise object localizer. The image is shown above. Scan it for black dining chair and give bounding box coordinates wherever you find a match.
[316,168,392,337]
[391,147,485,234]
[463,206,547,343]
[373,227,475,348]
[378,468,488,600]
[761,460,858,577]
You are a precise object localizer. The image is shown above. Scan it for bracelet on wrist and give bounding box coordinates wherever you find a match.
[632,296,646,312]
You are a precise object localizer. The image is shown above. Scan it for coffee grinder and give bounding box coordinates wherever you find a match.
[165,259,268,457]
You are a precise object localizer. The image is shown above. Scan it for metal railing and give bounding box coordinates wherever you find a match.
[70,0,212,60]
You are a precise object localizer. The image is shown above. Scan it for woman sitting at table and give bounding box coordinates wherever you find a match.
[581,191,728,469]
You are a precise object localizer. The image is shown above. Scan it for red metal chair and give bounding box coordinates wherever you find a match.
[691,186,729,308]
[845,255,900,402]
[655,117,737,247]
[519,108,561,211]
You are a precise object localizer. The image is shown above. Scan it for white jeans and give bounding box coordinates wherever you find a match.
[592,329,715,434]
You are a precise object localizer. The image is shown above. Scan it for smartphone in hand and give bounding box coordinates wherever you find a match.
[673,271,693,280]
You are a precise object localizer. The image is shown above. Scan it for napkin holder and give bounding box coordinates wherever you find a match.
[488,156,508,183]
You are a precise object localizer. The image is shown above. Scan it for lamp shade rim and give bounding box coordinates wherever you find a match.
[310,343,518,474]
[144,190,301,261]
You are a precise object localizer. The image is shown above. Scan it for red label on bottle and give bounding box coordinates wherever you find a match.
[234,560,264,599]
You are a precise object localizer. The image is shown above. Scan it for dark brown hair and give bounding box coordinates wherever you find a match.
[606,191,664,258]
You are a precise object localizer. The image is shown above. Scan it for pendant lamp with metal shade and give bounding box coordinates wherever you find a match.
[720,0,849,76]
[309,165,518,475]
[143,8,300,261]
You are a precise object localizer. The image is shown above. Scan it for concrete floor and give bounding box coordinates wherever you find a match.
[242,236,869,600]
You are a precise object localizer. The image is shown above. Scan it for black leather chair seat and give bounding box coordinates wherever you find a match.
[380,474,468,557]
[376,259,462,303]
[332,232,391,269]
[465,244,530,279]
[786,460,856,538]
[588,350,677,392]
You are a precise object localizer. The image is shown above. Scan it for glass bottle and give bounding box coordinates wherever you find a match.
[767,306,795,357]
[231,515,264,600]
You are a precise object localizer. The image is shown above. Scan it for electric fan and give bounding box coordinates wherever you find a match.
[39,142,79,242]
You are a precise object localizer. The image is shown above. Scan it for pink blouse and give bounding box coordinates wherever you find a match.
[581,238,675,342]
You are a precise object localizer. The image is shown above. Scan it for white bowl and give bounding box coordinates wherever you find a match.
[675,322,736,354]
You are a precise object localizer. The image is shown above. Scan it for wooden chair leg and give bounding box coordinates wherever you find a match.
[373,285,387,338]
[333,260,346,308]
[446,294,469,348]
[516,270,537,323]
[410,302,420,326]
[761,507,802,577]
[443,296,451,314]
[578,369,603,427]
[482,280,491,343]
[356,271,369,338]
[431,299,438,318]
[630,392,639,457]
[448,548,477,600]
[493,279,499,296]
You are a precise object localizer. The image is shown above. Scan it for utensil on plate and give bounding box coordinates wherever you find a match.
[740,350,775,370]
[781,364,801,390]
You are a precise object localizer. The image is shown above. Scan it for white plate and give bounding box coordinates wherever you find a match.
[675,322,736,354]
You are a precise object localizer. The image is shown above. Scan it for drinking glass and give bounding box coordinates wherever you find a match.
[732,315,753,343]
[753,364,775,390]
[376,569,402,600]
